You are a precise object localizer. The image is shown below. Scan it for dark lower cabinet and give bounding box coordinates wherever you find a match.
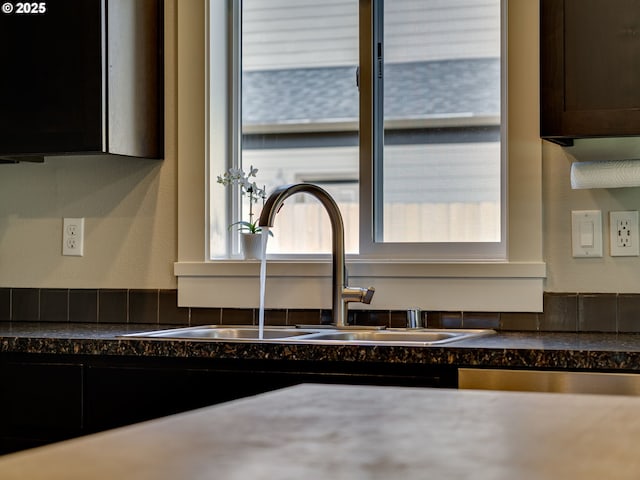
[82,366,279,432]
[0,354,457,455]
[0,362,83,454]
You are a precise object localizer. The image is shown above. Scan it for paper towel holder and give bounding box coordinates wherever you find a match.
[570,159,640,189]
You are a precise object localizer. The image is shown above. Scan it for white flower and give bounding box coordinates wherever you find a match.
[218,166,269,233]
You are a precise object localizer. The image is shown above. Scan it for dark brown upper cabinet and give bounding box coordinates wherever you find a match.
[540,0,640,146]
[0,0,163,162]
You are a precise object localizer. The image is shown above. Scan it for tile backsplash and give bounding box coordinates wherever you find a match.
[0,288,638,333]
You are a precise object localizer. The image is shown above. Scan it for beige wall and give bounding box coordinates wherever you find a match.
[0,1,177,289]
[543,141,640,293]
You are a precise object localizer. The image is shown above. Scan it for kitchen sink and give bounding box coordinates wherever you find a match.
[120,325,494,346]
[294,329,491,345]
[120,325,321,341]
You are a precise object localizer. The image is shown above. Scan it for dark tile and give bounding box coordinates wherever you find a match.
[618,294,640,333]
[389,310,427,329]
[320,309,333,325]
[500,312,539,331]
[221,308,253,325]
[425,312,443,328]
[98,289,128,324]
[443,312,463,328]
[463,312,500,329]
[378,310,394,327]
[12,288,40,321]
[261,309,286,326]
[352,310,389,327]
[372,311,392,327]
[69,289,98,323]
[159,290,189,325]
[40,289,69,323]
[578,293,617,332]
[190,308,221,326]
[541,293,578,332]
[431,312,463,329]
[390,310,411,328]
[0,288,10,321]
[129,289,159,324]
[287,309,321,326]
[418,311,430,328]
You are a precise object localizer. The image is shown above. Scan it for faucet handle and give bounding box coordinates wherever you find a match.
[362,286,375,304]
[343,286,375,304]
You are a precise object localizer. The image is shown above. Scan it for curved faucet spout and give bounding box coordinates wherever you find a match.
[258,183,345,242]
[258,183,374,328]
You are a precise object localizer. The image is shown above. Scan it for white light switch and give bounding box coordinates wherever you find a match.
[571,210,603,257]
[580,220,594,247]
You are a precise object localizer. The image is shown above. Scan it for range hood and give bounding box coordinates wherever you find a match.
[0,0,164,162]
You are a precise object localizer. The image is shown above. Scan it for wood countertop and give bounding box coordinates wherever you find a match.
[0,383,639,479]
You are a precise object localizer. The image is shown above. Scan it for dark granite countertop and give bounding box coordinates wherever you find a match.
[2,322,640,371]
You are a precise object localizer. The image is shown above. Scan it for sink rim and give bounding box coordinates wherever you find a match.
[119,325,326,341]
[119,325,495,346]
[291,329,481,345]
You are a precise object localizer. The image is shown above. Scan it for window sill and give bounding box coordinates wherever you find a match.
[174,260,546,312]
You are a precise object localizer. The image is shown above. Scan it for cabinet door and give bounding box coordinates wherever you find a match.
[0,0,103,156]
[84,366,284,432]
[84,360,457,434]
[541,0,640,145]
[0,362,83,453]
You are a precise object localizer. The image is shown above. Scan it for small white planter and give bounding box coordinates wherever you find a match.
[241,233,264,260]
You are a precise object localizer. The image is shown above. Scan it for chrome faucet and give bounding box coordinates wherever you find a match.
[258,183,375,328]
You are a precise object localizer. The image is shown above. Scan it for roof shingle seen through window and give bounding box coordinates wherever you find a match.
[242,59,500,126]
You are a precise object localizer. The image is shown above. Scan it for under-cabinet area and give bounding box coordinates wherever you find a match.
[0,352,457,455]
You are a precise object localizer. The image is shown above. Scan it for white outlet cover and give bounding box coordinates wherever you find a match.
[571,210,603,258]
[62,217,84,256]
[610,211,639,257]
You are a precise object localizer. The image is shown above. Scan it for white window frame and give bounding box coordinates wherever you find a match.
[359,1,506,260]
[174,0,546,313]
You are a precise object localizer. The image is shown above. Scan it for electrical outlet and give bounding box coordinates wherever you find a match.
[62,218,84,256]
[609,211,639,257]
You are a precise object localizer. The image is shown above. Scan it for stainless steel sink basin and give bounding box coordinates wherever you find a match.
[120,325,494,345]
[296,329,489,345]
[121,325,322,341]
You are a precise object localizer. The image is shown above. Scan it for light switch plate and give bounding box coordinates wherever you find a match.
[571,210,603,257]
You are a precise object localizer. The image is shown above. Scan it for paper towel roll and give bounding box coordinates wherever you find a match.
[570,159,640,189]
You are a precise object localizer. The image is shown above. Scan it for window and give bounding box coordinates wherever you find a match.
[176,0,544,313]
[210,0,504,260]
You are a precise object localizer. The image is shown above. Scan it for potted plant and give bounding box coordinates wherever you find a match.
[217,166,272,259]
